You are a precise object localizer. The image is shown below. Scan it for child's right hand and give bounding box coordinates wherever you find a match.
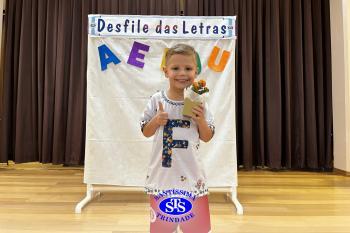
[155,102,168,126]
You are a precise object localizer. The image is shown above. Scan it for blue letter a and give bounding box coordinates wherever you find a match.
[98,44,121,71]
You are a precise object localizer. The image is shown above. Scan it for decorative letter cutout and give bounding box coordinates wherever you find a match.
[98,44,121,71]
[196,52,202,74]
[160,48,169,70]
[127,41,150,68]
[208,46,230,72]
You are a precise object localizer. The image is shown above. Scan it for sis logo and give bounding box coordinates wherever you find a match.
[159,197,193,215]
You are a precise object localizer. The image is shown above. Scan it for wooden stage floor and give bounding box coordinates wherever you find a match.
[0,162,349,233]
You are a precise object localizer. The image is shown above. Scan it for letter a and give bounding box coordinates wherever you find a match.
[98,44,121,71]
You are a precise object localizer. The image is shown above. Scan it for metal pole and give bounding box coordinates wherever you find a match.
[179,0,185,16]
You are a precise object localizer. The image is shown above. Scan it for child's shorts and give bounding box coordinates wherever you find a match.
[149,194,211,233]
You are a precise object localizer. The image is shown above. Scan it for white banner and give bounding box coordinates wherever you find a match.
[84,15,237,189]
[89,15,236,39]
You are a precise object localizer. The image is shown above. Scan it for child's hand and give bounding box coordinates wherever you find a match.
[191,104,206,124]
[192,104,213,142]
[155,102,168,126]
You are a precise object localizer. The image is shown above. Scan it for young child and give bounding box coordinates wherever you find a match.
[140,44,215,233]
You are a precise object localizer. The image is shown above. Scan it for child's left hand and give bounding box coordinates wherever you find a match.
[191,104,206,124]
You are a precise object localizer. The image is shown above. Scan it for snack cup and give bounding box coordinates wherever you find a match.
[182,98,202,118]
[182,88,205,117]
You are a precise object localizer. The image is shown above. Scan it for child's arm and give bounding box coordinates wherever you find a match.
[142,102,168,137]
[191,105,214,142]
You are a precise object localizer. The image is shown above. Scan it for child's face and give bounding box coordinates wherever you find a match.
[164,54,197,92]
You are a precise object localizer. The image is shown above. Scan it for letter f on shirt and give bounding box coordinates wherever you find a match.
[162,120,190,167]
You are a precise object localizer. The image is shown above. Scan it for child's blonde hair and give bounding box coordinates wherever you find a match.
[165,44,197,65]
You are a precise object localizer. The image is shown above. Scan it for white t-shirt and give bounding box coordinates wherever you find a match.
[140,91,215,197]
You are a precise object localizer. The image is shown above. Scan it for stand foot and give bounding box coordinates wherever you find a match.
[227,187,243,215]
[75,184,100,213]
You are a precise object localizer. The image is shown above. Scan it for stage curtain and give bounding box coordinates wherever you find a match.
[0,0,332,169]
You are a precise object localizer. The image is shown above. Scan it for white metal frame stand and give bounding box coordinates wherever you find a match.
[75,184,100,214]
[228,186,244,215]
[75,184,243,215]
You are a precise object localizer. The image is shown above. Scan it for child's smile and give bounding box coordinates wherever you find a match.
[174,78,191,84]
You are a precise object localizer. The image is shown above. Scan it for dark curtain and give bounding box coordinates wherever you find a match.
[0,0,333,169]
[185,0,333,170]
[0,0,180,165]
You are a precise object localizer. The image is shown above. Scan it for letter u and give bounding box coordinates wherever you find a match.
[208,46,231,72]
